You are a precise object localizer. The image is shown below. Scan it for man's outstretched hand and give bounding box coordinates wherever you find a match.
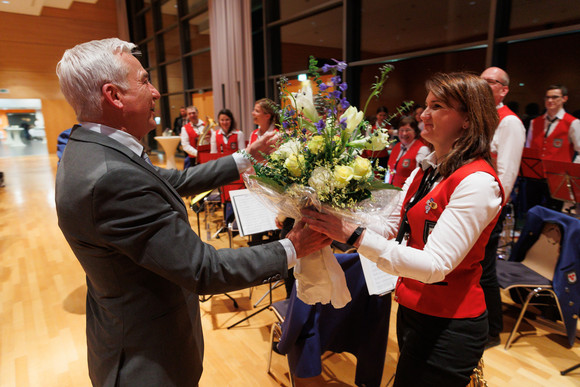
[286,220,332,258]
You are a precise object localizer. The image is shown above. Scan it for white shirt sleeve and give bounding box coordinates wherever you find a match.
[237,130,247,150]
[210,129,217,154]
[525,120,535,148]
[569,118,580,163]
[416,145,430,165]
[357,171,502,284]
[491,115,526,199]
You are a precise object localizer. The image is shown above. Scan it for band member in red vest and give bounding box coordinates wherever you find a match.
[478,66,526,348]
[250,98,279,145]
[526,84,580,163]
[302,73,504,387]
[211,109,245,155]
[525,85,580,211]
[180,105,206,168]
[386,116,429,187]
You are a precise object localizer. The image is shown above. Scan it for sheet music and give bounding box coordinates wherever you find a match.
[229,189,278,237]
[359,253,398,296]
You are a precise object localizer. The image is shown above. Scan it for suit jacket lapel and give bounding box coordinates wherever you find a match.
[70,126,187,212]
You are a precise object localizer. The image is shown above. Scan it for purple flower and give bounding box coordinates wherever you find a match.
[302,128,307,134]
[319,83,328,92]
[340,116,348,129]
[282,121,289,130]
[330,90,342,99]
[315,119,326,134]
[333,59,347,71]
[339,82,348,91]
[340,98,350,109]
[321,64,332,73]
[331,76,341,85]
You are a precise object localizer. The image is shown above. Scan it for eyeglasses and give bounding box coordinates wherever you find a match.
[483,78,506,86]
[544,95,563,100]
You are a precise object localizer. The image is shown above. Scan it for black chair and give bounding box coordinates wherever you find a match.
[496,205,580,350]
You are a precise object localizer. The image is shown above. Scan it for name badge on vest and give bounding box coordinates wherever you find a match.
[402,159,410,168]
[423,220,437,244]
[553,138,563,148]
[230,142,238,150]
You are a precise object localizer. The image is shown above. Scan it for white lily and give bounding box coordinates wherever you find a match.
[340,106,364,136]
[291,84,320,123]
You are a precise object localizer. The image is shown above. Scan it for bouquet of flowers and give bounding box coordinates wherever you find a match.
[244,57,411,307]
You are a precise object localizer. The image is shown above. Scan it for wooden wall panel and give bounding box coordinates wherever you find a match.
[41,99,77,153]
[0,0,119,153]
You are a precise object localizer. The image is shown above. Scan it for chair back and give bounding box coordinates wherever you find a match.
[522,222,561,280]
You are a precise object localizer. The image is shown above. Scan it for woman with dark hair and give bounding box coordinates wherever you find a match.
[302,72,504,386]
[249,98,279,145]
[211,109,245,154]
[386,116,430,187]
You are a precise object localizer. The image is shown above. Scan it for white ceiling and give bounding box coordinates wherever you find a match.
[0,0,97,16]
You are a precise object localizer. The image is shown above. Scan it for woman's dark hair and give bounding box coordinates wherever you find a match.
[398,115,420,137]
[217,108,236,132]
[425,72,498,178]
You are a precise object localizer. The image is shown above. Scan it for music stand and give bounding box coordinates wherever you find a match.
[519,148,544,180]
[542,160,580,204]
[226,189,281,329]
[189,190,212,236]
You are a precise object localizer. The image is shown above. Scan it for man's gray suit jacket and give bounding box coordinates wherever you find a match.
[56,126,287,386]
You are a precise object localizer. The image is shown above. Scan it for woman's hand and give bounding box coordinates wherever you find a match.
[301,208,359,244]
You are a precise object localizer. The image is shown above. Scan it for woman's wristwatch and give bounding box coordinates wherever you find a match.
[346,226,365,246]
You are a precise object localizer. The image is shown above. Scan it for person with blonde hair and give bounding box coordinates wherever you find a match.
[302,72,504,386]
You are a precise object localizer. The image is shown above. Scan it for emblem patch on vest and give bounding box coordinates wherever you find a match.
[423,220,437,244]
[567,271,577,284]
[553,138,563,148]
[230,142,238,150]
[425,198,438,214]
[402,159,410,168]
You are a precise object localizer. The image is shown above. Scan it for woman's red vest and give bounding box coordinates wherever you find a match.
[395,159,504,318]
[386,139,424,187]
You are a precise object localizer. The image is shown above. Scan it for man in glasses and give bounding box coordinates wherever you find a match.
[479,66,526,349]
[525,85,580,211]
[526,84,580,164]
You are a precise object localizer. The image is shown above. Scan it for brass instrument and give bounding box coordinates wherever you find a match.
[198,116,216,146]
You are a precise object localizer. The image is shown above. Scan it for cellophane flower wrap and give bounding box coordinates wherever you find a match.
[244,57,411,307]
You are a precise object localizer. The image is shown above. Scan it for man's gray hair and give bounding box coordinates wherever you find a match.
[56,38,139,122]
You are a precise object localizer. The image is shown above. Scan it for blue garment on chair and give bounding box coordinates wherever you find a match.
[509,206,580,347]
[277,253,392,387]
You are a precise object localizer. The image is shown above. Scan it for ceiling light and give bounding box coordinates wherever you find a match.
[297,74,307,82]
[1,1,11,4]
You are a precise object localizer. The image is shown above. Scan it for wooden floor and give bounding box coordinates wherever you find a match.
[1,153,580,387]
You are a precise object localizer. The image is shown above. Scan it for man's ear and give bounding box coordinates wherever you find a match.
[102,83,123,109]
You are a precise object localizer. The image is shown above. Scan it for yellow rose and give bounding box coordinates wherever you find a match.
[284,154,305,177]
[351,156,372,180]
[308,135,325,154]
[334,165,354,188]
